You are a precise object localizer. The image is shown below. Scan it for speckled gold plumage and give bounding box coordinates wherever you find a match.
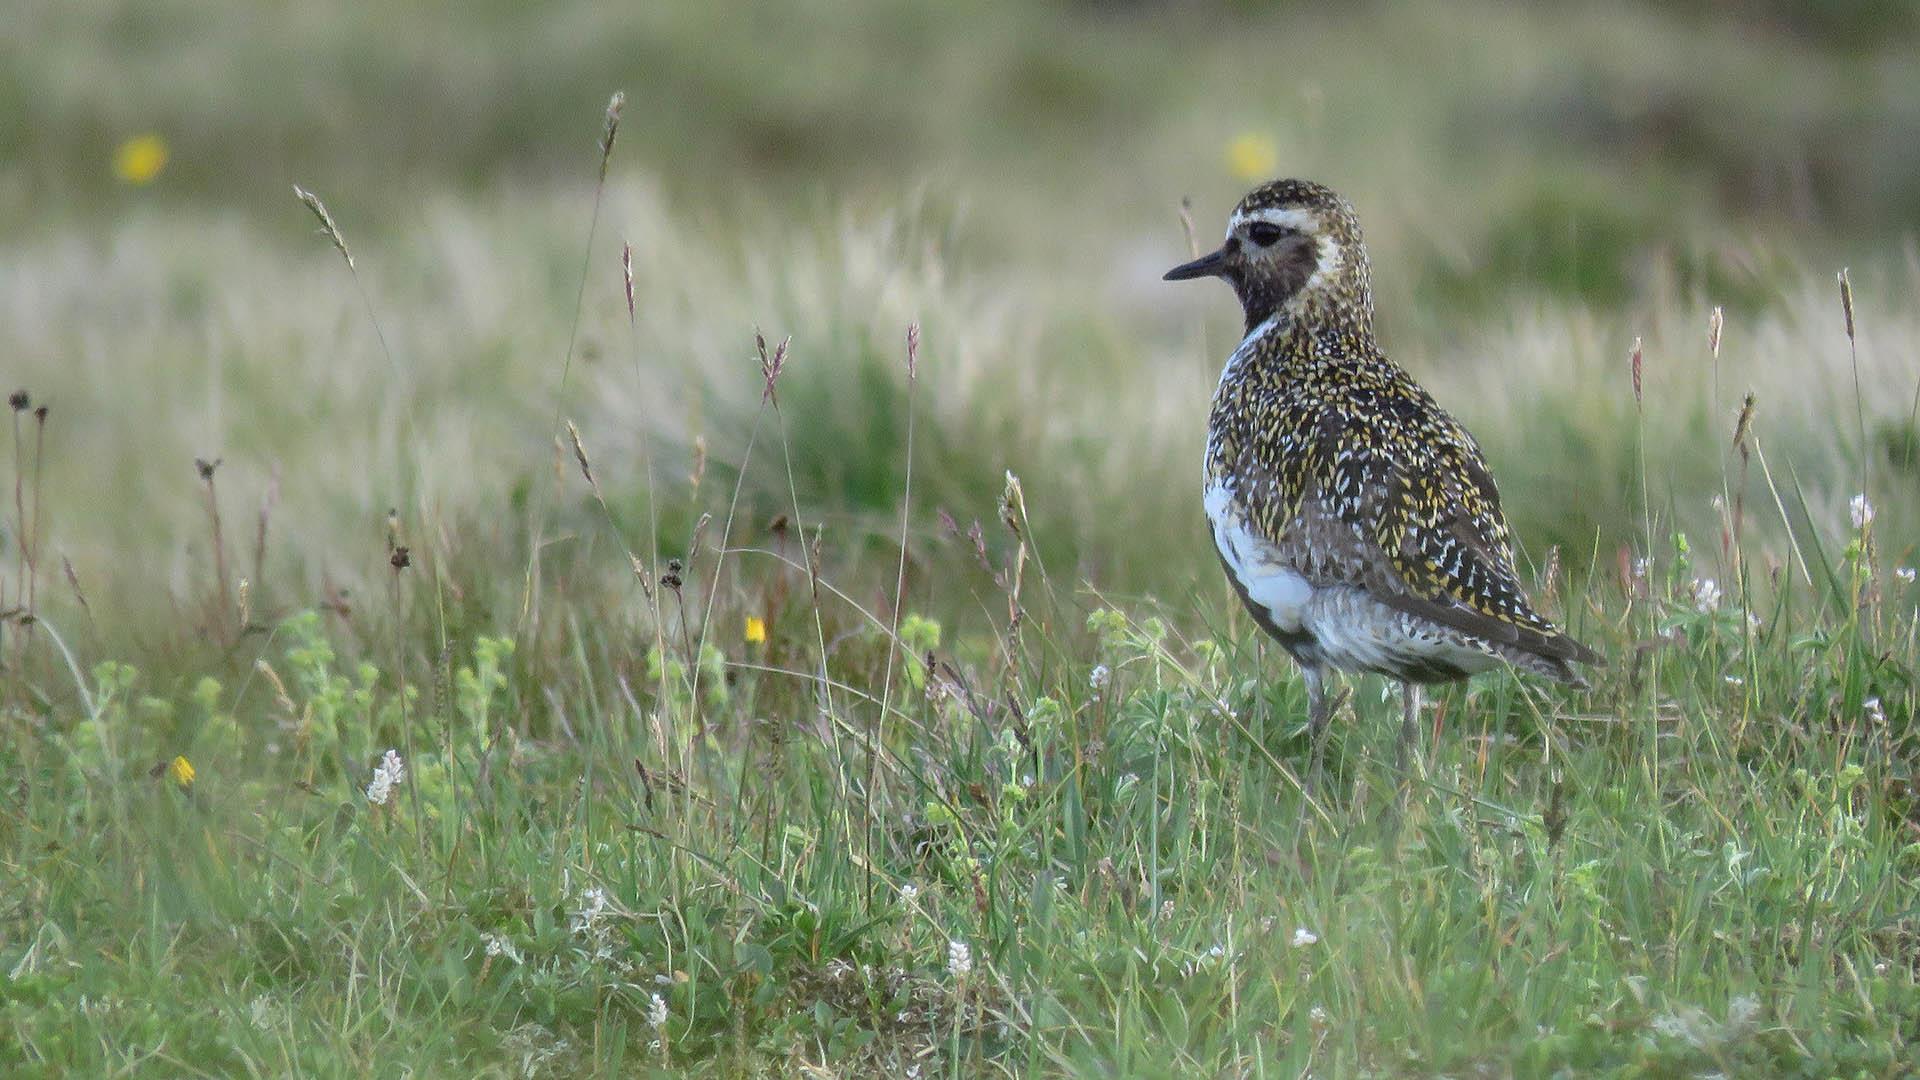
[1170,178,1596,779]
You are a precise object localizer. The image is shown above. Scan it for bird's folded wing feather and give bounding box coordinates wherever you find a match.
[1311,406,1601,666]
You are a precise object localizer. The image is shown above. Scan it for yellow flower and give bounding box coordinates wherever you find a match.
[113,134,169,185]
[744,615,767,644]
[1224,133,1279,183]
[167,755,195,788]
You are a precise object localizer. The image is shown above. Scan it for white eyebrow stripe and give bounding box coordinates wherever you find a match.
[1226,207,1320,233]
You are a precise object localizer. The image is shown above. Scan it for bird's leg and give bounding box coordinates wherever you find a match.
[1395,680,1423,780]
[1304,669,1336,797]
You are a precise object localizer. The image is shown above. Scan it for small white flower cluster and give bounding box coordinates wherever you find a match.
[1291,926,1319,948]
[1690,578,1721,613]
[1089,664,1111,692]
[1850,493,1875,531]
[947,939,972,978]
[1180,941,1232,976]
[898,883,919,904]
[365,748,406,805]
[569,886,610,938]
[648,992,670,1029]
[483,933,523,964]
[1866,698,1887,726]
[1897,567,1916,585]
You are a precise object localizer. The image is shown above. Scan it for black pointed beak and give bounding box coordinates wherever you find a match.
[1163,247,1228,281]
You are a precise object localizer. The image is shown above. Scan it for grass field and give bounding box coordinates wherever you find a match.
[5,1,1920,1075]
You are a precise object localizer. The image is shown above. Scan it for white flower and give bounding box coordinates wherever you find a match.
[1850,493,1875,530]
[899,883,919,904]
[1690,578,1721,613]
[365,748,406,805]
[248,994,276,1030]
[648,992,669,1029]
[483,934,522,964]
[1089,664,1111,691]
[1308,1004,1329,1026]
[1866,698,1887,726]
[1631,556,1653,581]
[1897,567,1916,585]
[569,886,609,937]
[1291,926,1319,948]
[947,939,973,978]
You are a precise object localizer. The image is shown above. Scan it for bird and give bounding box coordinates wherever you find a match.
[1164,178,1599,785]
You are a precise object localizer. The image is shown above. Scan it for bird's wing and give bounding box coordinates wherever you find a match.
[1308,391,1600,667]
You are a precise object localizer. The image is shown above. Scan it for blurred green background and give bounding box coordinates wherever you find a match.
[6,0,1919,638]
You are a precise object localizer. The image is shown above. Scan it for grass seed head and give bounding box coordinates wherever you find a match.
[254,658,296,715]
[565,419,597,491]
[905,322,920,379]
[1732,392,1756,460]
[61,554,91,620]
[1178,195,1199,259]
[1629,337,1644,405]
[999,470,1026,538]
[1708,305,1723,358]
[8,389,28,412]
[621,242,635,321]
[1838,268,1855,340]
[292,185,354,269]
[599,91,626,181]
[756,331,790,404]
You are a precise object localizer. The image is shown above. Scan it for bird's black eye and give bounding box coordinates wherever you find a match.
[1245,221,1287,247]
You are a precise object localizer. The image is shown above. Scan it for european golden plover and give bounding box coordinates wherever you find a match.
[1165,178,1598,782]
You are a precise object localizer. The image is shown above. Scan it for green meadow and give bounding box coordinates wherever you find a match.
[3,1,1919,1074]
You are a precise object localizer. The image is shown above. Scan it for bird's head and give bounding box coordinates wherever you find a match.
[1164,178,1372,331]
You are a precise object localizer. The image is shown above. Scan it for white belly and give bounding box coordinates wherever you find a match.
[1203,481,1500,678]
[1204,482,1313,633]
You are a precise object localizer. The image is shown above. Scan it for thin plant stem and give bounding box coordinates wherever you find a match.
[28,407,44,639]
[9,405,27,671]
[870,327,918,907]
[388,557,425,856]
[769,400,846,856]
[521,92,625,632]
[689,406,764,724]
[622,244,672,762]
